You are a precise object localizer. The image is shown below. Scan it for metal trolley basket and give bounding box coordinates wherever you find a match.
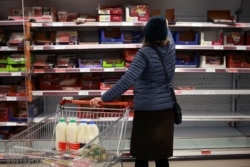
[6,99,131,167]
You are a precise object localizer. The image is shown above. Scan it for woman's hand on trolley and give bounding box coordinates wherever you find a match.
[90,97,103,107]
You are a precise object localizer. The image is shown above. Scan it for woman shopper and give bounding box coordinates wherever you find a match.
[90,15,176,167]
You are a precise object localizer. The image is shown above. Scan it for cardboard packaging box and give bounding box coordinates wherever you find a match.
[125,4,149,22]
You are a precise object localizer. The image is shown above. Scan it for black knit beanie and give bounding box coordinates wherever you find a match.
[144,15,168,42]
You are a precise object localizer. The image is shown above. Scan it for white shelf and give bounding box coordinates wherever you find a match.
[0,122,28,126]
[0,72,27,77]
[0,46,24,51]
[0,96,27,101]
[0,20,23,26]
[31,67,250,74]
[30,44,250,51]
[30,21,250,29]
[31,89,250,96]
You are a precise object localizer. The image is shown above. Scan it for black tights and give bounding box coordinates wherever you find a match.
[135,159,169,167]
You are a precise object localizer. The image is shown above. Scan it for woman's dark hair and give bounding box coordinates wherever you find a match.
[142,38,170,47]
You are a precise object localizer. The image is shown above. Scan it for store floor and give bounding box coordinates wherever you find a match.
[1,159,250,167]
[122,159,250,167]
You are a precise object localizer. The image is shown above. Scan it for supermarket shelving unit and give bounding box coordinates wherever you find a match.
[0,0,250,160]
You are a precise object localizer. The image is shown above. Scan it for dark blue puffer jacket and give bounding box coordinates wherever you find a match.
[102,27,176,111]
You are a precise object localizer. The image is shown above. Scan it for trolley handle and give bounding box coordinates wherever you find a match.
[60,99,131,107]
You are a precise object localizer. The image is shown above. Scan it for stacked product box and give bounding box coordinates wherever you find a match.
[57,11,79,22]
[8,6,57,22]
[123,49,137,67]
[125,4,150,22]
[224,31,244,45]
[98,6,123,22]
[56,31,78,45]
[0,54,26,72]
[32,32,56,45]
[80,73,100,90]
[226,52,250,68]
[39,73,80,90]
[78,57,102,68]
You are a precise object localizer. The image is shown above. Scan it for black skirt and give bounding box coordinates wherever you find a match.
[130,108,174,160]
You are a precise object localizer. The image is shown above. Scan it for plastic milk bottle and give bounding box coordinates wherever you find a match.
[55,117,67,151]
[88,121,99,144]
[77,119,88,148]
[66,119,79,151]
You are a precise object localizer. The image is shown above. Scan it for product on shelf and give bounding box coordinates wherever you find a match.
[98,5,123,15]
[123,49,137,68]
[56,31,78,45]
[174,30,199,45]
[30,6,57,22]
[165,8,176,24]
[226,52,250,68]
[8,64,26,72]
[39,73,60,90]
[125,4,149,22]
[207,10,235,24]
[80,73,100,90]
[8,54,25,64]
[56,55,78,68]
[32,32,56,45]
[0,33,6,46]
[100,78,118,90]
[0,54,7,64]
[8,6,56,22]
[224,31,244,45]
[0,102,9,122]
[123,31,143,43]
[99,28,124,44]
[200,30,223,45]
[39,73,80,90]
[102,57,125,68]
[0,64,8,72]
[8,7,30,21]
[58,73,80,89]
[175,52,199,68]
[98,14,123,22]
[75,15,97,24]
[57,11,79,22]
[32,54,56,69]
[199,53,226,68]
[7,32,24,46]
[7,84,26,96]
[78,58,102,68]
[0,84,22,98]
[97,5,123,22]
[9,101,28,122]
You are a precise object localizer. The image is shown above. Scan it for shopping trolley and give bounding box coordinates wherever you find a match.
[6,98,131,167]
